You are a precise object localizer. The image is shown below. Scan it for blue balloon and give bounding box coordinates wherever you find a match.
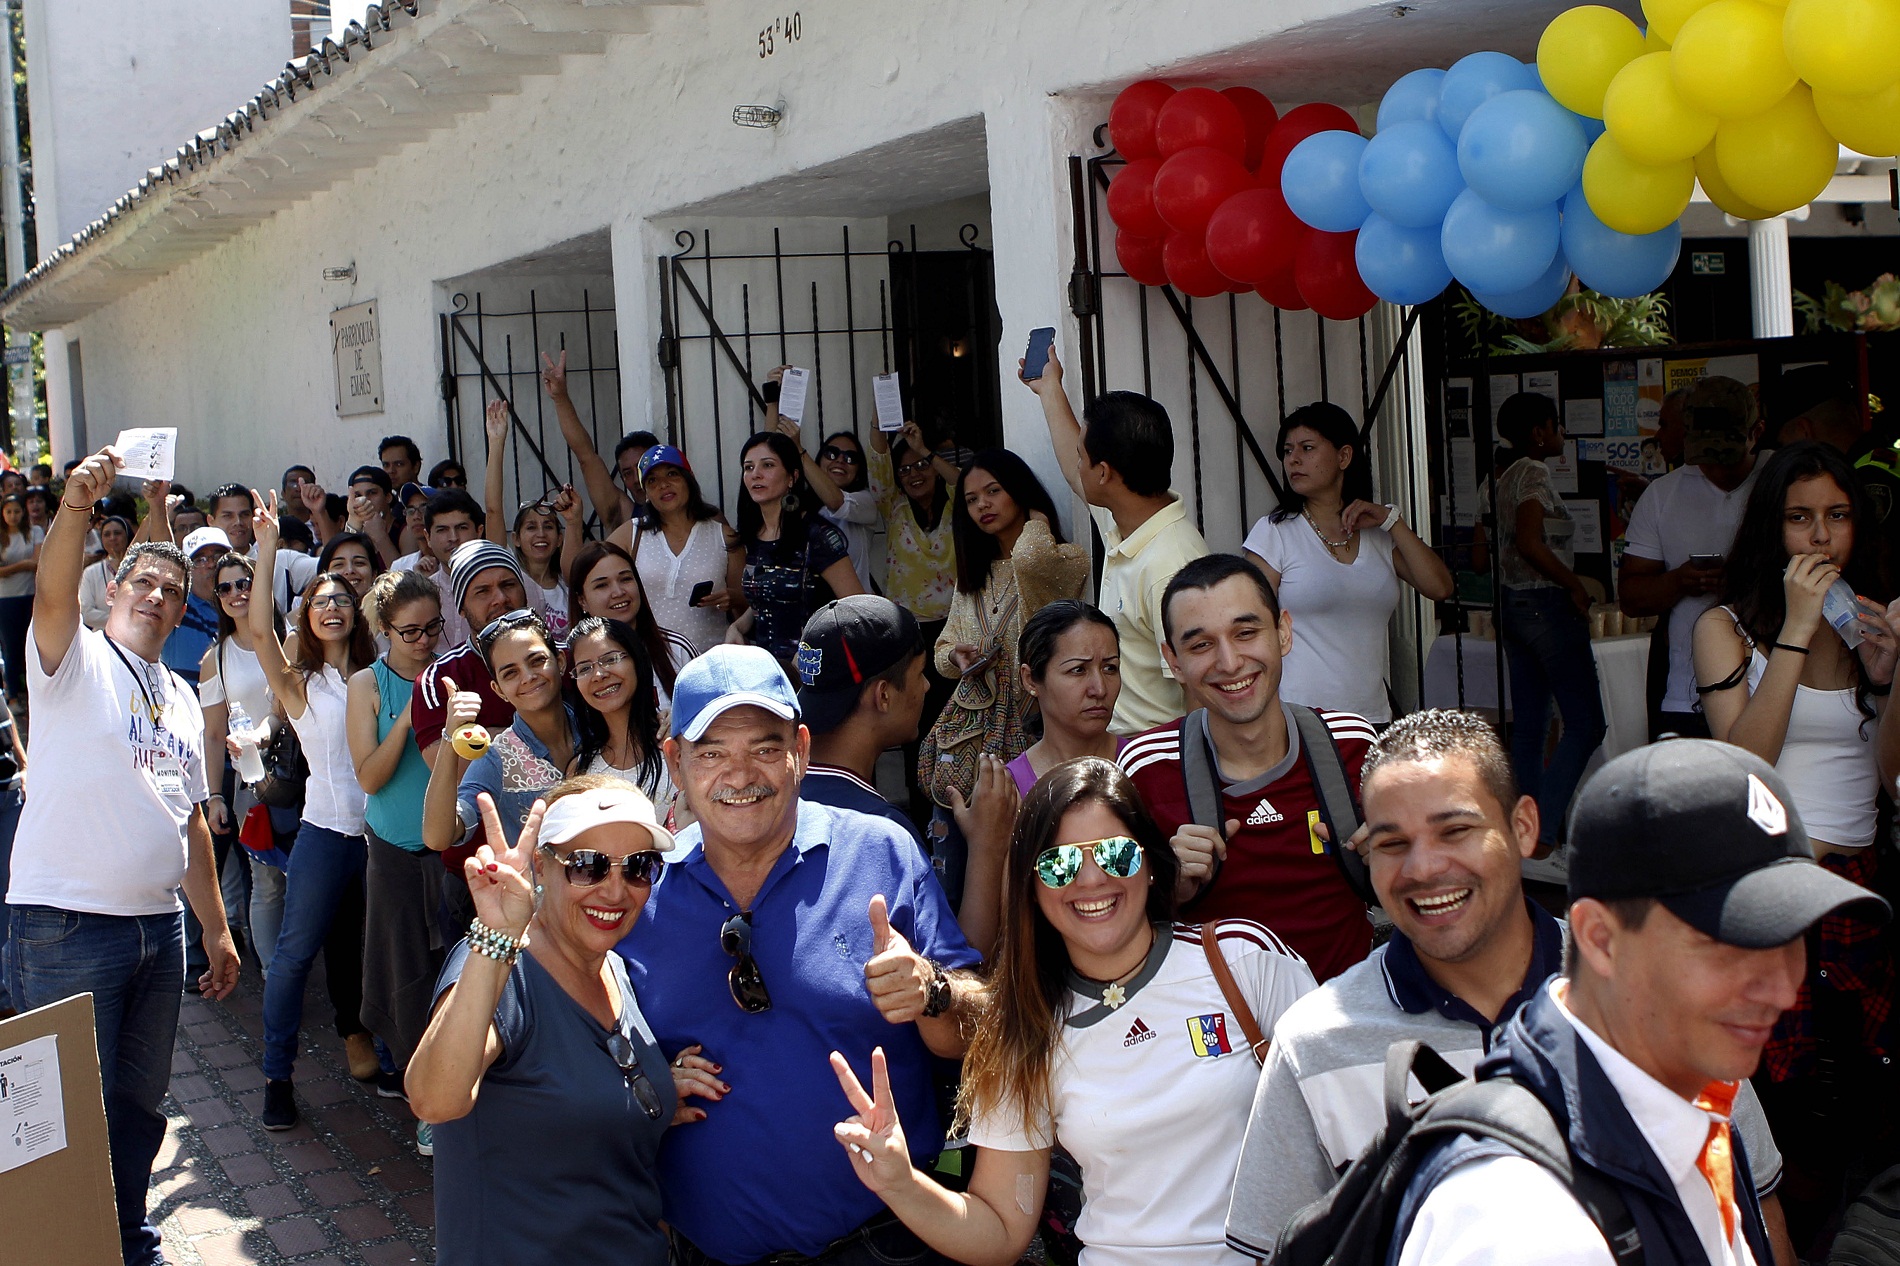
[1282,130,1372,233]
[1438,51,1539,143]
[1356,213,1454,305]
[1457,90,1588,212]
[1471,251,1573,319]
[1441,189,1562,294]
[1560,188,1682,298]
[1377,68,1447,132]
[1359,121,1464,229]
[1569,109,1606,144]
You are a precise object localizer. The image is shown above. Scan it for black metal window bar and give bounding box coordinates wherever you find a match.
[657,224,1000,513]
[439,289,622,535]
[1067,140,1439,711]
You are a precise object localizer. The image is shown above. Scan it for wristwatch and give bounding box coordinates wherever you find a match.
[921,962,952,1019]
[1379,504,1402,532]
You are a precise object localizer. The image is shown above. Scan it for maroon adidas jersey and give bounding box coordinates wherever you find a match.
[1119,707,1375,983]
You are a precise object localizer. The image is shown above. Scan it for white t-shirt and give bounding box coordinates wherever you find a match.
[79,557,116,630]
[1621,462,1759,714]
[0,525,43,599]
[8,623,208,915]
[288,664,368,836]
[198,638,275,730]
[966,922,1316,1266]
[1244,515,1401,723]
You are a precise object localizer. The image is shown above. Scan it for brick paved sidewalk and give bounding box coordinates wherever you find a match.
[151,963,435,1266]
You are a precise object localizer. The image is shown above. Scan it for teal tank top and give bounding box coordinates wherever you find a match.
[366,657,432,852]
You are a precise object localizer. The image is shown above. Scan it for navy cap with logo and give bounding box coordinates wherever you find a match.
[1566,739,1889,949]
[794,596,922,735]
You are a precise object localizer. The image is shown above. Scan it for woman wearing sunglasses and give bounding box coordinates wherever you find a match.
[251,491,382,1128]
[483,398,583,637]
[564,616,680,830]
[828,757,1316,1266]
[348,569,445,1154]
[408,776,713,1266]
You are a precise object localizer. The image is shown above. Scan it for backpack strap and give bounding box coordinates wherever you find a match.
[1178,709,1225,891]
[1199,921,1268,1064]
[1289,704,1375,904]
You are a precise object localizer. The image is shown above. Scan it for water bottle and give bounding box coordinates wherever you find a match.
[229,702,267,785]
[1821,577,1867,650]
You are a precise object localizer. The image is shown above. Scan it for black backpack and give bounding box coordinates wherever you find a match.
[1272,1040,1646,1266]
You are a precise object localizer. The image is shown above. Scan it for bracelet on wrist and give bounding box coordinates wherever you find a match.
[1770,641,1811,655]
[63,500,91,513]
[467,917,526,965]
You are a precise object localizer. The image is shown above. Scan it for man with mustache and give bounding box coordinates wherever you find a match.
[617,645,982,1266]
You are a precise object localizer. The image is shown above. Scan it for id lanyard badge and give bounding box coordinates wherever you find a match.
[107,636,187,800]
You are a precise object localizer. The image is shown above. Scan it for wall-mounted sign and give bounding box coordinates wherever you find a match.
[331,301,383,417]
[1691,251,1726,276]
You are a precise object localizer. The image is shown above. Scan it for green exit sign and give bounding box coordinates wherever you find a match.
[1692,251,1726,276]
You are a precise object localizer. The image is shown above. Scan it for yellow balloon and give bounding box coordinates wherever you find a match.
[1814,79,1900,156]
[1784,0,1900,97]
[1582,133,1696,233]
[1671,0,1797,118]
[1604,52,1719,163]
[1538,6,1648,117]
[1714,84,1839,213]
[1643,0,1715,42]
[1693,144,1776,218]
[1643,25,1674,50]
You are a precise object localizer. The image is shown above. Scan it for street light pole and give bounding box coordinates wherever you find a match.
[0,2,34,467]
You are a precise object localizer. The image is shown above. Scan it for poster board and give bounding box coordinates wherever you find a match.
[0,995,119,1265]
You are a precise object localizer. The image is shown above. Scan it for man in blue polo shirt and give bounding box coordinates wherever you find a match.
[619,645,983,1266]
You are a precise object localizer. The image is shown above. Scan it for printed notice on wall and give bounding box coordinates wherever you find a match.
[777,367,812,424]
[0,1034,67,1174]
[872,372,905,431]
[113,428,178,482]
[330,301,384,418]
[1564,500,1604,555]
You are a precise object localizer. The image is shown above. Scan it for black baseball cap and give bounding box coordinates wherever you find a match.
[794,596,922,734]
[348,465,393,493]
[1567,739,1888,949]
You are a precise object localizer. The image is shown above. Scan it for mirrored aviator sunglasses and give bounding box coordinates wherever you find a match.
[1034,836,1145,889]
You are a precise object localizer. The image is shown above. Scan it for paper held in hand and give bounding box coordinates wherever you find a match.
[113,428,178,482]
[777,367,811,424]
[872,372,905,432]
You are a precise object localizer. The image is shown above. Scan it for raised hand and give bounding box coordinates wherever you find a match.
[140,478,170,513]
[552,484,582,526]
[668,1043,726,1125]
[948,753,1019,859]
[540,349,569,400]
[1340,500,1390,534]
[466,790,542,940]
[1782,552,1839,644]
[864,894,931,1025]
[766,364,791,384]
[898,420,928,454]
[442,677,484,730]
[62,448,124,511]
[485,399,510,447]
[298,479,328,517]
[830,1047,913,1196]
[251,488,280,551]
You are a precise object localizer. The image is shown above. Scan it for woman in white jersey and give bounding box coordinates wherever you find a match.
[1242,402,1450,725]
[827,757,1315,1266]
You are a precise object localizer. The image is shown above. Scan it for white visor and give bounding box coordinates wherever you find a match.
[538,783,677,855]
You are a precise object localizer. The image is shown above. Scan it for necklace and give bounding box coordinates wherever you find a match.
[1303,507,1353,551]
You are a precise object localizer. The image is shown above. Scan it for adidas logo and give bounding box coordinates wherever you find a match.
[1247,798,1283,826]
[1122,1018,1155,1047]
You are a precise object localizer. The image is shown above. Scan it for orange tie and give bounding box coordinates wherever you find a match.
[1694,1081,1740,1246]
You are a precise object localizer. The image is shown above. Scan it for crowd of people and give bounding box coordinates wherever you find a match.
[0,348,1894,1266]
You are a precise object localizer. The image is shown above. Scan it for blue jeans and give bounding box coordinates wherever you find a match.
[6,905,183,1266]
[1502,585,1606,844]
[261,822,368,1082]
[0,782,24,1011]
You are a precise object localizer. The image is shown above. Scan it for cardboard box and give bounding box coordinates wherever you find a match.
[0,994,121,1265]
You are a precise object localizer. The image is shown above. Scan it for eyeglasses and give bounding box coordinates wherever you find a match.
[818,446,863,466]
[605,1029,665,1120]
[720,911,772,1013]
[479,608,539,641]
[435,476,467,488]
[573,649,632,680]
[896,457,934,477]
[309,593,356,611]
[392,615,445,644]
[215,577,253,596]
[539,843,666,888]
[518,495,559,515]
[1034,836,1145,889]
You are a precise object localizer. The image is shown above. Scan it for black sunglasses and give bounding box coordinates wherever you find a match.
[539,844,665,888]
[720,911,771,1013]
[479,608,539,642]
[605,1029,665,1120]
[215,577,253,596]
[818,445,863,465]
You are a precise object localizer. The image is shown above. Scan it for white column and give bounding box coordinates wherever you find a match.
[40,327,71,465]
[611,213,659,439]
[1747,215,1794,339]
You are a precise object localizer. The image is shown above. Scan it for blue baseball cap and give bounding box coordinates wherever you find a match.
[638,444,691,483]
[670,644,800,740]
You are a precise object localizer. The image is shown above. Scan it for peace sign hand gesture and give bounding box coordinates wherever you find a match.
[829,1047,914,1197]
[540,349,569,401]
[251,488,280,551]
[467,790,543,941]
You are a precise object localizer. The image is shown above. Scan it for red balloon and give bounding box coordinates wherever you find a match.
[1155,87,1247,161]
[1109,80,1176,160]
[1106,158,1169,239]
[1257,259,1311,311]
[1204,187,1306,286]
[1295,230,1379,321]
[1115,231,1168,287]
[1162,232,1230,298]
[1153,147,1254,236]
[1222,87,1280,170]
[1259,102,1363,181]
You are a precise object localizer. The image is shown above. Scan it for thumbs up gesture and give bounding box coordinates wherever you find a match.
[863,894,931,1025]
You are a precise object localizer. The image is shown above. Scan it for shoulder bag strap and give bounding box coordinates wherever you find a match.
[1179,709,1225,891]
[1199,921,1268,1064]
[1290,704,1374,904]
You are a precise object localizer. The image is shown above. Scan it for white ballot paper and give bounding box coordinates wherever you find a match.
[113,428,178,482]
[0,1034,67,1174]
[873,373,905,432]
[777,367,812,424]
